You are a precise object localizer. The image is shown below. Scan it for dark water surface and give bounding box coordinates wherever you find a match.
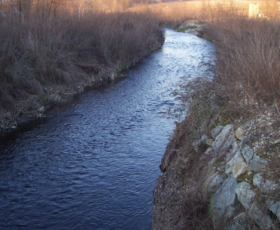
[0,29,214,230]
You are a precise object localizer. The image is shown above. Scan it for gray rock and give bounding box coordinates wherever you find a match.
[235,127,245,141]
[200,135,214,147]
[267,200,280,221]
[235,182,256,209]
[204,172,225,194]
[210,125,224,139]
[204,147,214,156]
[225,151,242,175]
[249,201,276,229]
[225,212,251,230]
[212,125,235,157]
[236,182,276,229]
[240,135,250,149]
[200,134,209,146]
[211,174,237,226]
[230,141,240,155]
[225,141,240,164]
[232,158,249,179]
[253,174,278,193]
[206,139,214,146]
[241,145,268,172]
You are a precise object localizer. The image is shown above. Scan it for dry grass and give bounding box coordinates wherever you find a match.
[204,18,280,117]
[152,1,280,229]
[0,3,164,115]
[152,79,217,230]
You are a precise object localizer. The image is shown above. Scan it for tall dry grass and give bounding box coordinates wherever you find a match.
[0,2,164,111]
[153,1,280,229]
[204,18,280,115]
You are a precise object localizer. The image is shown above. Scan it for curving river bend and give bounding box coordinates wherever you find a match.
[0,29,214,230]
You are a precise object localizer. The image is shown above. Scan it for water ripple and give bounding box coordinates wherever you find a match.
[0,29,215,230]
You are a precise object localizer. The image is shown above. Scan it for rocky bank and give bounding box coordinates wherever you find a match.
[152,22,280,228]
[153,103,280,229]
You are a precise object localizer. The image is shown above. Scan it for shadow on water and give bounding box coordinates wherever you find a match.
[0,78,128,146]
[0,29,215,230]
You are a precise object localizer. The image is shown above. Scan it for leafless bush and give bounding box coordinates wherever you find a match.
[204,18,280,115]
[0,4,163,111]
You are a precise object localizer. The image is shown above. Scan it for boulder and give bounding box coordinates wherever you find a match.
[267,200,280,221]
[225,151,242,175]
[225,212,252,230]
[249,201,276,229]
[200,134,214,147]
[211,174,237,226]
[235,182,256,209]
[253,174,278,193]
[235,182,275,229]
[235,127,245,141]
[225,141,240,163]
[204,172,225,195]
[232,158,250,179]
[212,125,235,157]
[241,144,268,172]
[210,125,224,139]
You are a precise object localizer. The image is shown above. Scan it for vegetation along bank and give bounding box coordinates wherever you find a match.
[0,1,165,134]
[152,7,280,230]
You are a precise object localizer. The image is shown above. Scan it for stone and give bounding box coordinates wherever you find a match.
[253,174,278,193]
[200,134,213,147]
[194,135,214,153]
[249,201,276,229]
[225,212,251,230]
[210,125,224,139]
[235,182,256,210]
[232,158,249,179]
[241,144,268,172]
[204,172,225,195]
[200,134,209,146]
[225,141,240,163]
[211,174,237,226]
[225,151,242,175]
[205,139,214,146]
[239,135,250,149]
[235,182,276,229]
[204,147,214,156]
[212,125,235,157]
[230,141,239,155]
[235,127,245,140]
[267,200,280,221]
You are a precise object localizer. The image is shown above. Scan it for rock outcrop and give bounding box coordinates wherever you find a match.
[153,113,280,229]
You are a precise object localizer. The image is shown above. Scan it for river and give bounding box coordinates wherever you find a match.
[0,29,214,230]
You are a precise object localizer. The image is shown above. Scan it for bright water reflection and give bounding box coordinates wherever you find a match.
[0,29,215,230]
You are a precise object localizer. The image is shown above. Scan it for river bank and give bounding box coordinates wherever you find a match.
[0,28,214,229]
[152,18,280,229]
[0,12,164,135]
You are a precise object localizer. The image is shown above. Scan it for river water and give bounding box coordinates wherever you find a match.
[0,29,214,230]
